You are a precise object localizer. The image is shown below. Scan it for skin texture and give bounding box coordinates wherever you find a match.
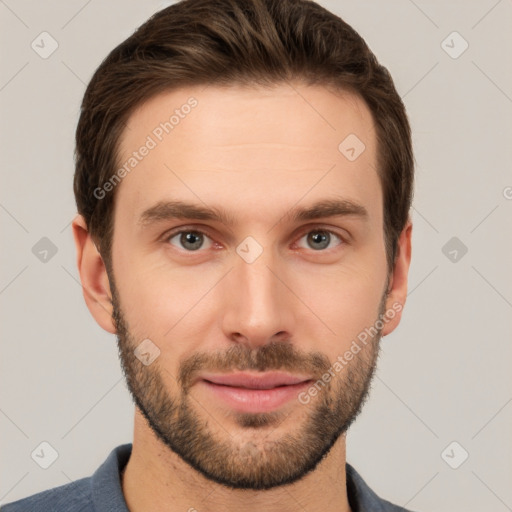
[72,82,412,512]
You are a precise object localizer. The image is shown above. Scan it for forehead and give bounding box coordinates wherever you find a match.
[114,82,380,227]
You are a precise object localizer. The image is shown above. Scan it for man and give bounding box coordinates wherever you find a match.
[2,0,415,510]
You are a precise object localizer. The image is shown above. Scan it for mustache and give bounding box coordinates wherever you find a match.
[178,340,331,393]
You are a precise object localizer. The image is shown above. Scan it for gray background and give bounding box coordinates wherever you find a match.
[1,1,511,510]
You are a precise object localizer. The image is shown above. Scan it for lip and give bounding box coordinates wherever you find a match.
[197,372,313,413]
[198,371,312,389]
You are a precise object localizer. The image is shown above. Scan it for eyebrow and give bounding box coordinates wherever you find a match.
[138,197,368,228]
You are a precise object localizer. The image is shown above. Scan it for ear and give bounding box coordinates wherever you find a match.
[381,218,412,336]
[71,214,116,334]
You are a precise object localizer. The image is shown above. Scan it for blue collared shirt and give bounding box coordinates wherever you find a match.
[1,444,415,511]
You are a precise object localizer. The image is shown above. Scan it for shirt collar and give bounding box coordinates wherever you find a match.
[91,443,394,512]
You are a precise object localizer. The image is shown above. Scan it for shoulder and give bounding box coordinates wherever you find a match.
[1,443,132,512]
[1,476,92,512]
[346,463,418,512]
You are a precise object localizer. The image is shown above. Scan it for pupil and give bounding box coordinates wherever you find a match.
[182,232,202,250]
[309,231,329,250]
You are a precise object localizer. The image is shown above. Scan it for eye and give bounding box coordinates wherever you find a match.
[166,229,214,251]
[163,226,345,254]
[295,229,344,251]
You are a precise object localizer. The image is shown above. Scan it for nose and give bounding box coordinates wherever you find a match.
[220,244,296,350]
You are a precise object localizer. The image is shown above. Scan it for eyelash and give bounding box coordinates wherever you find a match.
[163,225,347,253]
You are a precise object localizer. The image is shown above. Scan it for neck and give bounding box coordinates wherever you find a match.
[121,410,352,512]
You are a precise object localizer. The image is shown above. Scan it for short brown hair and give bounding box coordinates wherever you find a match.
[74,0,413,274]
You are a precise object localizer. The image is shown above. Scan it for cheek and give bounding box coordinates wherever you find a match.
[114,258,216,343]
[298,264,385,350]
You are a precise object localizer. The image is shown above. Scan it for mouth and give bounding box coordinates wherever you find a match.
[199,371,312,389]
[197,372,314,413]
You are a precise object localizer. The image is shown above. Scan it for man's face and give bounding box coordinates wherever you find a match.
[107,83,392,490]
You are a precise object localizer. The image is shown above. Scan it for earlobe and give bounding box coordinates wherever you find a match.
[381,218,413,337]
[71,214,117,334]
